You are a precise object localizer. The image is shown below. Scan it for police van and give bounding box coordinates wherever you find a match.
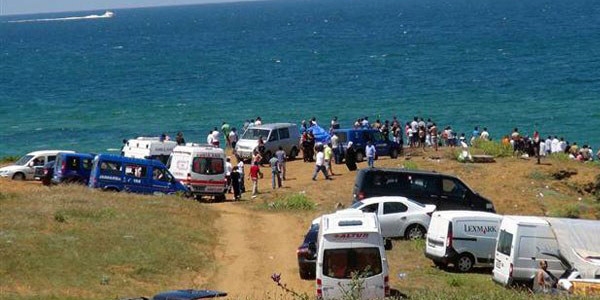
[167,143,227,201]
[316,209,390,300]
[121,137,177,164]
[88,154,187,195]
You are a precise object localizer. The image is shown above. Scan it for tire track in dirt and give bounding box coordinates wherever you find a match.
[210,202,314,299]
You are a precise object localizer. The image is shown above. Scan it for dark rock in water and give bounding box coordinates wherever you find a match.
[551,169,578,180]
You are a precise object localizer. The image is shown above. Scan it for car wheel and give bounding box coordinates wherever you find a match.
[405,224,426,240]
[215,194,226,202]
[390,148,399,159]
[355,151,364,162]
[455,254,474,272]
[12,172,26,180]
[289,147,299,160]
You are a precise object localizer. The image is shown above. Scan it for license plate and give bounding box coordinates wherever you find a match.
[205,185,223,192]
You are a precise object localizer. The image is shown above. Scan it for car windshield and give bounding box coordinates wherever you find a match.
[303,224,319,243]
[351,202,364,209]
[241,128,270,140]
[14,155,33,166]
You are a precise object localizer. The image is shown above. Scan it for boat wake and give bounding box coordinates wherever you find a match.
[7,11,114,23]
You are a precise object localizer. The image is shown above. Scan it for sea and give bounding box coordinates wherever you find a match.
[1,0,599,158]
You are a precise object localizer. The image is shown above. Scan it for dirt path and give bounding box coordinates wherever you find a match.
[209,202,314,299]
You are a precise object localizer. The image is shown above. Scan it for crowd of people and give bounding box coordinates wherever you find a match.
[155,114,598,199]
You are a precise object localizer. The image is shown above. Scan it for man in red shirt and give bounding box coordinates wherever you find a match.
[249,161,262,198]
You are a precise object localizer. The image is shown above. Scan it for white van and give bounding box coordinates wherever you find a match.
[0,150,74,180]
[316,209,390,300]
[425,211,502,272]
[492,216,563,286]
[122,137,177,164]
[234,123,300,162]
[167,143,227,201]
[493,216,600,287]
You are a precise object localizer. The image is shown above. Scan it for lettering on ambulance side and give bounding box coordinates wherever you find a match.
[332,233,369,240]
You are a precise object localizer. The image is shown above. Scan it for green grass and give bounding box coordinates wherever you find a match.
[258,192,316,211]
[0,155,18,164]
[0,184,217,299]
[471,140,513,157]
[401,161,419,170]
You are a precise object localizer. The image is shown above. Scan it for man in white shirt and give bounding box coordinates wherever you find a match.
[480,127,490,141]
[229,128,238,149]
[206,131,214,145]
[225,157,233,193]
[551,136,560,153]
[366,140,376,168]
[331,133,341,164]
[311,146,331,181]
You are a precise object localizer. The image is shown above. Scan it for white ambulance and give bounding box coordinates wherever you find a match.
[166,143,227,201]
[316,209,390,300]
[121,137,177,164]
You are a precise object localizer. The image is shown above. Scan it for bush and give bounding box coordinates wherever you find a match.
[0,156,19,164]
[402,161,419,170]
[262,193,316,210]
[471,140,513,157]
[549,203,581,219]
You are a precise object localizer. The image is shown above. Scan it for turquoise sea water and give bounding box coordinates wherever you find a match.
[1,0,599,157]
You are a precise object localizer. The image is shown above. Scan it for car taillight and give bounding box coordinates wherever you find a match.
[43,169,48,175]
[187,173,192,183]
[316,278,322,298]
[509,263,513,278]
[61,161,66,173]
[297,248,308,258]
[358,191,365,200]
[446,223,453,249]
[384,275,390,296]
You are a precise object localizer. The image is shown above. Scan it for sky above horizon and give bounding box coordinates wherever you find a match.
[0,0,263,16]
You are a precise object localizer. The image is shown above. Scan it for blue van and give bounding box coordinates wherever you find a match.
[332,128,400,162]
[52,152,95,185]
[88,154,187,195]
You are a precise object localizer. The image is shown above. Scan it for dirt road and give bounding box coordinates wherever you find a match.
[209,201,315,299]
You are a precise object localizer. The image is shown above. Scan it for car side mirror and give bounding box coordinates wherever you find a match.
[28,162,34,167]
[308,242,317,253]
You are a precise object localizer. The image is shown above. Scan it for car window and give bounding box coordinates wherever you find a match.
[268,129,279,142]
[442,178,467,198]
[497,230,513,256]
[15,155,34,166]
[372,132,384,142]
[323,248,382,279]
[241,128,270,140]
[383,202,408,214]
[152,168,171,182]
[82,158,93,170]
[408,175,438,194]
[99,161,122,176]
[192,157,224,175]
[360,203,379,214]
[125,164,147,178]
[278,127,290,139]
[66,157,80,171]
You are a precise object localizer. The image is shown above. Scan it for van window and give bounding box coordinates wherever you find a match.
[497,230,513,256]
[408,175,437,193]
[152,168,171,182]
[66,157,80,171]
[82,158,93,170]
[48,155,57,162]
[268,129,279,142]
[192,157,224,175]
[100,161,122,176]
[125,164,147,178]
[441,178,467,198]
[323,248,382,279]
[372,131,385,142]
[241,128,270,140]
[336,132,348,143]
[383,202,408,214]
[278,127,290,139]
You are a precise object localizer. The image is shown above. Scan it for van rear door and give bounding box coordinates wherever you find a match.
[426,214,449,258]
[493,229,514,285]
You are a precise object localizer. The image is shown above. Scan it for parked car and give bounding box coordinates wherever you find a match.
[89,154,187,195]
[351,168,495,212]
[235,123,300,162]
[425,210,503,272]
[51,152,94,185]
[332,128,400,162]
[0,150,74,180]
[350,196,436,239]
[297,217,320,280]
[40,160,55,186]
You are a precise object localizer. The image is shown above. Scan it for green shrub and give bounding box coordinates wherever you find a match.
[262,193,316,210]
[402,161,419,170]
[549,152,571,162]
[0,156,19,164]
[471,140,513,157]
[550,203,581,218]
[447,276,465,287]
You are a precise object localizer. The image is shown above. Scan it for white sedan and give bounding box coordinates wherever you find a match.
[350,196,436,240]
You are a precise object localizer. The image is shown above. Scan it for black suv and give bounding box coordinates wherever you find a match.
[352,168,495,212]
[296,221,319,280]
